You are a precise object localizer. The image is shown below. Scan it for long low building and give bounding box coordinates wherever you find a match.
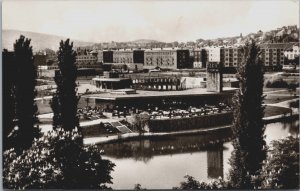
[83,87,237,110]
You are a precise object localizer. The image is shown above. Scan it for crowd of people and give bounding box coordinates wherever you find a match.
[78,106,105,120]
[110,102,232,119]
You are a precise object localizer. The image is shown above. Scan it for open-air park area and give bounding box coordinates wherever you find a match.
[2,0,300,190]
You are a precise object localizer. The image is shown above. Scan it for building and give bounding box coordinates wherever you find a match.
[222,46,243,68]
[207,47,222,64]
[103,50,114,63]
[206,47,223,92]
[92,71,132,91]
[75,54,98,68]
[113,50,134,63]
[259,43,289,70]
[144,48,189,70]
[191,48,207,68]
[133,50,144,64]
[284,45,300,60]
[97,50,104,63]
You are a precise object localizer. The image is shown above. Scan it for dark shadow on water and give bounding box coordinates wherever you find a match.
[97,128,232,164]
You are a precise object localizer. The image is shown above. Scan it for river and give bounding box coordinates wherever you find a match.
[99,120,299,189]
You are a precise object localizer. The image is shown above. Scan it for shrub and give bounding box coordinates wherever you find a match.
[3,128,115,189]
[260,135,299,189]
[174,175,230,190]
[289,100,299,109]
[265,78,288,88]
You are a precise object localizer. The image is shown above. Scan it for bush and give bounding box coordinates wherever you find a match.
[174,175,230,190]
[289,100,299,109]
[265,78,288,88]
[260,135,299,189]
[3,128,115,189]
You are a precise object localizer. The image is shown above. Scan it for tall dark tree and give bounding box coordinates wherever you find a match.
[13,35,39,152]
[3,50,16,151]
[52,39,79,131]
[228,41,266,188]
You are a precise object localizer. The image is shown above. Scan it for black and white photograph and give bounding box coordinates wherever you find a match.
[2,0,299,189]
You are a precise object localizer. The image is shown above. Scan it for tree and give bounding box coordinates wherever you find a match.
[3,50,16,151]
[13,35,39,153]
[260,136,299,189]
[174,175,229,190]
[52,39,79,131]
[3,129,115,189]
[228,41,266,189]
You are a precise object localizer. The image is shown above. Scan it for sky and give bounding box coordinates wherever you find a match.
[2,0,299,43]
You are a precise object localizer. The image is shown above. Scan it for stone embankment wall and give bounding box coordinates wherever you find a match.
[149,112,233,132]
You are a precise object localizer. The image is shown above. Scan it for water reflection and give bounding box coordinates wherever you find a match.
[99,120,298,189]
[99,128,232,163]
[207,149,223,179]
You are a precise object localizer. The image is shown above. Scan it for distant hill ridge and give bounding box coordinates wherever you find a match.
[3,29,94,51]
[3,25,299,51]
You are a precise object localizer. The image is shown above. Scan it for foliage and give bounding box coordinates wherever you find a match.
[3,50,16,150]
[265,78,299,89]
[134,183,146,190]
[229,41,266,188]
[13,35,40,152]
[174,175,229,190]
[131,113,150,135]
[260,136,299,189]
[266,78,288,88]
[3,129,115,189]
[289,100,299,109]
[52,39,80,131]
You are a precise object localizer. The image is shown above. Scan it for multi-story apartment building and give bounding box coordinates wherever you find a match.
[133,50,145,64]
[113,50,134,63]
[143,48,189,70]
[103,50,114,63]
[284,44,300,60]
[207,47,222,65]
[75,54,98,68]
[259,43,287,69]
[191,48,208,68]
[222,46,243,68]
[97,50,104,63]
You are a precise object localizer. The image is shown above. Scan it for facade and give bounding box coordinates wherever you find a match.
[176,49,190,69]
[144,48,178,70]
[222,46,243,68]
[144,48,189,70]
[206,47,223,92]
[113,50,134,63]
[133,50,144,64]
[284,45,300,60]
[97,50,104,63]
[192,49,202,68]
[259,43,289,69]
[191,48,207,68]
[103,50,114,63]
[75,54,98,68]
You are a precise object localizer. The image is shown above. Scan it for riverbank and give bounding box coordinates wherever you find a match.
[83,125,232,145]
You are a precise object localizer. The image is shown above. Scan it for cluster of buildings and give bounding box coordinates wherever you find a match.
[30,42,299,77]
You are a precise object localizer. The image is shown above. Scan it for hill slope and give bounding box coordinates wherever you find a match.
[3,29,94,52]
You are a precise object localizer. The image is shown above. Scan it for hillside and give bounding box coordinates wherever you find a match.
[3,25,298,51]
[3,29,94,52]
[196,25,299,47]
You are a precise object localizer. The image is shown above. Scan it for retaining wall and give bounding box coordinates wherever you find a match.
[149,112,233,132]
